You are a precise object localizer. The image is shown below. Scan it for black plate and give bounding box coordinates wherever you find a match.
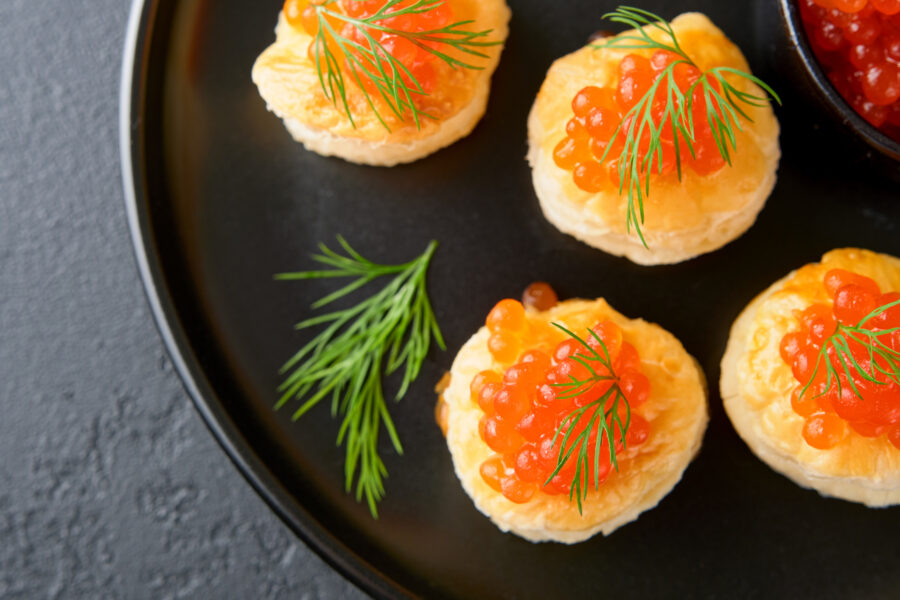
[121,0,900,597]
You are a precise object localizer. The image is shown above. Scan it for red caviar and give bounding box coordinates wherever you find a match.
[283,0,452,100]
[522,282,559,312]
[779,268,900,450]
[800,0,900,141]
[555,50,725,194]
[474,300,652,504]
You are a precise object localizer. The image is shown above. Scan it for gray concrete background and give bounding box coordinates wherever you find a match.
[0,1,366,597]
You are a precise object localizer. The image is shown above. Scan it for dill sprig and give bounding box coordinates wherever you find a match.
[545,323,631,514]
[307,0,499,130]
[800,298,900,402]
[593,6,781,247]
[275,237,445,517]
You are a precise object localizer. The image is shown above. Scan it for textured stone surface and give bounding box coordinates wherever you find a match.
[0,1,365,597]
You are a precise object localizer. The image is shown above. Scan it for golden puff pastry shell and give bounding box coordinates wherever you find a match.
[443,298,708,543]
[527,13,780,265]
[252,0,510,166]
[721,248,900,506]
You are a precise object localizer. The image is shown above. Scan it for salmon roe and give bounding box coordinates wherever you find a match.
[522,282,559,312]
[474,300,652,504]
[554,50,726,194]
[779,268,900,450]
[800,0,900,140]
[283,0,452,98]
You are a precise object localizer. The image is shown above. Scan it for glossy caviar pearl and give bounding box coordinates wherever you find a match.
[477,381,501,413]
[791,385,821,417]
[417,0,452,28]
[803,412,847,449]
[615,342,641,372]
[889,425,900,449]
[512,444,542,482]
[573,161,606,193]
[591,134,625,163]
[572,86,610,117]
[522,282,559,312]
[588,320,623,360]
[470,370,501,404]
[620,371,651,407]
[283,0,312,30]
[625,415,651,446]
[873,292,900,327]
[515,408,553,442]
[503,360,544,387]
[836,0,870,12]
[846,14,883,45]
[553,137,586,170]
[500,476,537,503]
[849,42,884,70]
[480,415,524,454]
[872,0,900,14]
[552,338,582,363]
[493,385,532,421]
[585,106,619,140]
[687,133,727,175]
[479,456,504,492]
[849,419,887,437]
[832,383,874,421]
[887,29,900,61]
[869,384,900,424]
[518,349,552,372]
[486,299,526,333]
[340,0,383,17]
[488,331,521,365]
[834,283,879,324]
[800,304,838,344]
[791,345,820,385]
[650,49,679,72]
[566,116,590,139]
[780,331,806,363]
[863,61,900,105]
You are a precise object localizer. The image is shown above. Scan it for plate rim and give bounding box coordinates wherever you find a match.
[118,1,411,597]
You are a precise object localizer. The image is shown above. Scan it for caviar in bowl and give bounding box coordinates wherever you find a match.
[778,0,900,163]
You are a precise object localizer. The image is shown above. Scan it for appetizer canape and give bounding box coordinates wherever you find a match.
[800,0,900,138]
[437,285,708,542]
[252,0,510,166]
[527,9,780,265]
[721,248,900,506]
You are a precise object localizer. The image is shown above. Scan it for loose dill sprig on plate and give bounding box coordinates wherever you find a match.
[307,0,499,130]
[545,323,631,514]
[275,237,445,517]
[800,298,900,401]
[593,6,781,247]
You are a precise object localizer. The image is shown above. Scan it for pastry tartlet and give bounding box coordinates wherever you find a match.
[439,292,708,542]
[252,0,510,166]
[721,248,900,506]
[527,12,780,265]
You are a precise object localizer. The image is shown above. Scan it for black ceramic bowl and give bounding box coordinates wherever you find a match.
[776,0,900,168]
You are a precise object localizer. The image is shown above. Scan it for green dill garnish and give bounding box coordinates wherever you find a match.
[275,237,445,517]
[545,323,631,514]
[306,0,500,130]
[593,6,781,247]
[800,298,900,402]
